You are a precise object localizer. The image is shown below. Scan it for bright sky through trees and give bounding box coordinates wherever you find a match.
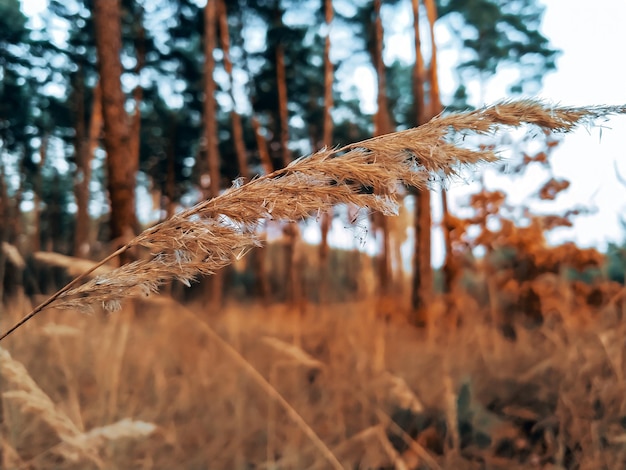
[19,0,626,265]
[349,0,626,265]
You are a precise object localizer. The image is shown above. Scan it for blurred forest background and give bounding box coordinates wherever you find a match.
[2,1,626,469]
[1,0,624,323]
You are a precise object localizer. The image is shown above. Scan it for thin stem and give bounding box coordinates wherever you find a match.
[0,244,130,342]
[173,300,343,469]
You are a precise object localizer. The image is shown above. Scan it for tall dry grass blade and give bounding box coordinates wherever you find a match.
[1,435,24,469]
[0,347,102,466]
[153,298,344,469]
[33,251,115,277]
[2,242,25,269]
[374,407,442,470]
[261,336,325,369]
[75,418,156,447]
[0,100,624,340]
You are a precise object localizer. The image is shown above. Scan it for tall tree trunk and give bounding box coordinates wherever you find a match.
[164,114,177,219]
[203,0,224,308]
[372,0,392,296]
[0,162,8,307]
[204,0,221,200]
[93,0,137,253]
[273,5,301,308]
[411,0,426,125]
[130,7,145,184]
[440,187,454,293]
[32,133,48,253]
[235,5,272,304]
[318,0,334,304]
[424,0,441,117]
[423,0,454,293]
[12,150,24,245]
[73,71,88,257]
[252,116,273,175]
[74,78,101,258]
[217,0,249,181]
[250,113,271,303]
[276,43,291,169]
[322,0,334,149]
[410,0,432,325]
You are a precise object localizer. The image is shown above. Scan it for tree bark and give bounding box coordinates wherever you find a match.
[32,133,48,253]
[372,0,392,296]
[130,7,145,184]
[252,116,273,175]
[424,0,453,294]
[424,0,441,118]
[203,0,224,308]
[234,4,272,303]
[274,0,291,169]
[276,44,291,169]
[74,78,101,258]
[217,0,249,181]
[0,162,8,307]
[410,0,433,323]
[318,0,334,304]
[93,0,137,250]
[273,5,301,308]
[164,114,177,219]
[204,0,221,200]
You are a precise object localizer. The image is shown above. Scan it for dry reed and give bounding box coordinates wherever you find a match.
[1,346,158,468]
[1,99,625,467]
[1,100,624,342]
[0,101,626,340]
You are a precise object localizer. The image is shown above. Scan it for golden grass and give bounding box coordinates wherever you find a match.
[1,344,157,469]
[1,100,626,469]
[1,292,625,469]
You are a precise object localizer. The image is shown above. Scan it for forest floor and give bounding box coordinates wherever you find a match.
[1,293,625,469]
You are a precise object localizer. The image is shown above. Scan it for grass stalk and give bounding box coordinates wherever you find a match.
[0,101,624,342]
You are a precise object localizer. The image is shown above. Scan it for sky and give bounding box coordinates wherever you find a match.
[442,0,626,263]
[348,0,626,264]
[486,0,626,251]
[18,0,626,264]
[532,0,626,248]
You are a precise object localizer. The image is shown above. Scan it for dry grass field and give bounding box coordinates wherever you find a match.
[1,286,625,469]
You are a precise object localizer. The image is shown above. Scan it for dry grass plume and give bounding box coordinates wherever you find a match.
[1,100,624,341]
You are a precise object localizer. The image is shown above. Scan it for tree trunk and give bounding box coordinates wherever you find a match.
[235,4,272,304]
[424,0,441,118]
[93,0,137,252]
[203,0,224,308]
[130,7,145,186]
[12,150,24,245]
[410,0,432,324]
[318,0,334,304]
[249,114,272,303]
[217,0,249,181]
[440,189,455,293]
[165,114,177,219]
[411,0,426,125]
[0,162,8,307]
[276,43,291,169]
[32,133,48,253]
[423,0,453,294]
[252,116,273,175]
[74,78,101,258]
[204,0,221,200]
[273,5,301,308]
[372,0,393,296]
